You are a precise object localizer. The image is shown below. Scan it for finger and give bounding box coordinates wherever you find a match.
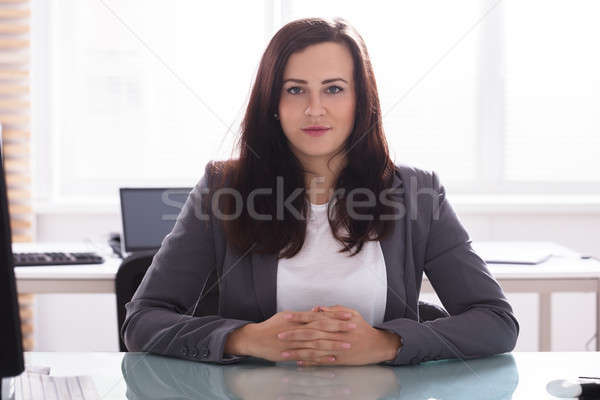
[286,310,352,322]
[282,348,331,361]
[285,339,351,351]
[297,354,337,366]
[285,310,353,323]
[279,323,356,340]
[279,329,323,341]
[318,305,359,316]
[305,319,357,333]
[297,361,318,367]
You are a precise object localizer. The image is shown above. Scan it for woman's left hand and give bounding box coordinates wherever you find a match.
[277,304,402,367]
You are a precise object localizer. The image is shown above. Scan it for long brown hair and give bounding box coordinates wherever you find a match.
[209,17,396,258]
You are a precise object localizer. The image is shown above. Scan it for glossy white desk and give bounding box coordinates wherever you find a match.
[13,241,600,351]
[3,352,600,399]
[13,242,121,294]
[421,242,600,352]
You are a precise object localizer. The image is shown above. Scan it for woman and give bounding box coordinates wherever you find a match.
[122,17,519,367]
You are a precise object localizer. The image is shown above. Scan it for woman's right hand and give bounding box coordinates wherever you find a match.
[243,309,357,363]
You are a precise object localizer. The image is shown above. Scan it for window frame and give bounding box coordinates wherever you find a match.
[30,0,600,216]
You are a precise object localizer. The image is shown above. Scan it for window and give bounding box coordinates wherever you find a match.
[283,0,482,182]
[33,1,600,206]
[504,0,600,185]
[35,0,269,202]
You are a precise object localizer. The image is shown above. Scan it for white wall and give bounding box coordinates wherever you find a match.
[32,206,600,352]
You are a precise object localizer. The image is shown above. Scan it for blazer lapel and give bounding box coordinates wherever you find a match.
[379,171,408,322]
[379,225,407,322]
[251,251,278,320]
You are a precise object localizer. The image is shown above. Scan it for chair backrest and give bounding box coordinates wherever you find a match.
[115,251,156,352]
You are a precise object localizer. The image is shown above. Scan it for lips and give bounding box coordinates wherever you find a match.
[302,126,331,137]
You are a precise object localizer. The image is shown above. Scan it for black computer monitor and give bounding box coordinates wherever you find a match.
[0,145,24,379]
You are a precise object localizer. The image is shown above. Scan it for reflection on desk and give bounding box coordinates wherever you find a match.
[9,352,600,399]
[121,353,518,400]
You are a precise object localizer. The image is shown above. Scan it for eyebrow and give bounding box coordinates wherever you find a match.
[282,77,349,85]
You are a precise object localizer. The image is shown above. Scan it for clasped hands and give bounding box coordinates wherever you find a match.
[247,304,402,367]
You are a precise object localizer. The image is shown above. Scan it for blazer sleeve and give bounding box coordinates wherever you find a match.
[373,170,520,365]
[121,164,254,364]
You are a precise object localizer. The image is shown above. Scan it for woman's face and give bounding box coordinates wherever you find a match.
[278,41,356,163]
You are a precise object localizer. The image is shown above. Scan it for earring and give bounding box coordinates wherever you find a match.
[274,113,279,120]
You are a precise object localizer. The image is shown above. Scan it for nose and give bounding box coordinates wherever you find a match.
[305,92,325,117]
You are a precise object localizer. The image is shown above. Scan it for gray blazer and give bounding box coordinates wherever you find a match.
[122,161,519,366]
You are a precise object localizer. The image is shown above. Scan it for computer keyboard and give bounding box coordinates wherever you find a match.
[13,371,100,400]
[13,252,104,267]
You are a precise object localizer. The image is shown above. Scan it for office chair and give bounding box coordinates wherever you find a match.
[115,252,450,352]
[115,250,157,352]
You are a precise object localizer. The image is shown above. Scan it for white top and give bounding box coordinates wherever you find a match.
[276,200,388,326]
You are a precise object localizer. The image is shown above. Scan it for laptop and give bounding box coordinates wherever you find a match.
[119,187,192,258]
